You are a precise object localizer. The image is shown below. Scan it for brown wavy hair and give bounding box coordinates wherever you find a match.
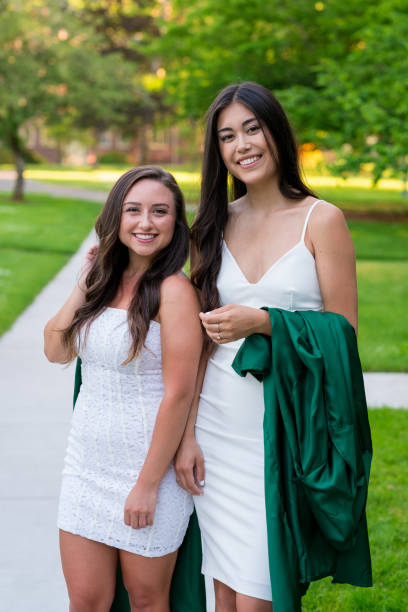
[191,81,316,318]
[63,166,189,363]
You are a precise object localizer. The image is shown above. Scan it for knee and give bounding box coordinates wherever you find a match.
[126,582,167,610]
[68,583,114,612]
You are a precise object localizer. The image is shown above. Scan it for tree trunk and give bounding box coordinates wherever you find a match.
[13,151,25,201]
[138,123,149,165]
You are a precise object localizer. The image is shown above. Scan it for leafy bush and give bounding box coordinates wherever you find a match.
[98,151,129,165]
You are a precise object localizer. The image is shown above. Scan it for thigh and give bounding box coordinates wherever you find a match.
[214,579,237,611]
[236,592,273,612]
[119,548,178,604]
[59,530,117,606]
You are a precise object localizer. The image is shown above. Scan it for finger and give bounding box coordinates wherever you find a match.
[124,510,131,526]
[130,514,139,529]
[138,514,148,529]
[177,469,201,495]
[185,469,204,496]
[204,320,225,331]
[201,305,231,317]
[199,308,229,322]
[195,458,205,488]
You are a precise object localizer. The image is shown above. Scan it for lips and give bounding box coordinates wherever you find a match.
[237,155,262,167]
[133,233,157,241]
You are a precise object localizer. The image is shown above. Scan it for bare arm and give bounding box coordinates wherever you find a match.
[124,274,203,529]
[175,349,208,495]
[43,246,98,363]
[308,203,358,333]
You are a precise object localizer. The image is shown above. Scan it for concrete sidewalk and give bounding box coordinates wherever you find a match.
[0,233,95,612]
[0,170,107,204]
[0,170,197,211]
[0,172,407,611]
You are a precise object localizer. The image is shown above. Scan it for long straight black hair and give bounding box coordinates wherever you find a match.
[63,166,189,363]
[191,81,316,317]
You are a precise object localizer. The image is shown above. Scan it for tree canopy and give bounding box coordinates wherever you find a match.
[1,0,407,195]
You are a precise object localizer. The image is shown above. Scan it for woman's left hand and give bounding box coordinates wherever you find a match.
[124,482,158,529]
[199,304,271,344]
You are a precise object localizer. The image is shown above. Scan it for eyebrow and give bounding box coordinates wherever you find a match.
[123,201,171,207]
[217,117,258,133]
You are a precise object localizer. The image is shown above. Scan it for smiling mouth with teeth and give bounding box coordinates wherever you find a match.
[134,234,156,240]
[238,155,262,166]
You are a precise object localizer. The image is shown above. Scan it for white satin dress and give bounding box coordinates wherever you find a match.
[194,200,324,600]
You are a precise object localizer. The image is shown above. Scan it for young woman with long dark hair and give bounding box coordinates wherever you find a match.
[175,82,358,611]
[44,166,203,611]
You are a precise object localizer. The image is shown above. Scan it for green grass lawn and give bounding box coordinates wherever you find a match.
[0,248,69,334]
[349,221,408,261]
[303,408,408,611]
[357,261,408,371]
[0,193,101,334]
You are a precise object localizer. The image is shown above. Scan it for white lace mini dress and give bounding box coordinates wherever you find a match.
[58,307,193,556]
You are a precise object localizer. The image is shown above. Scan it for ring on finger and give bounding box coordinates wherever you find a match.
[217,333,222,341]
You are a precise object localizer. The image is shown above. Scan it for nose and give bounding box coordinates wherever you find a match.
[139,210,153,230]
[236,131,250,152]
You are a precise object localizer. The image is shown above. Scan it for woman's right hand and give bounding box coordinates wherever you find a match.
[175,436,205,496]
[78,245,98,292]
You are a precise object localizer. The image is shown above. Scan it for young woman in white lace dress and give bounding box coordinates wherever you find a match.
[44,166,202,611]
[175,83,357,611]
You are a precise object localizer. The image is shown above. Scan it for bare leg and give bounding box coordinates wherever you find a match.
[59,530,117,612]
[119,548,178,612]
[236,592,273,612]
[214,579,237,612]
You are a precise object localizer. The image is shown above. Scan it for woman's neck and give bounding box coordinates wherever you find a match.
[245,177,287,212]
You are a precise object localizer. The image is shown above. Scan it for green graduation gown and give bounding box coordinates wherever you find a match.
[232,308,372,612]
[73,360,206,612]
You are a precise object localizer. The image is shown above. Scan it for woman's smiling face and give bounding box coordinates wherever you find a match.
[119,178,176,265]
[217,101,277,186]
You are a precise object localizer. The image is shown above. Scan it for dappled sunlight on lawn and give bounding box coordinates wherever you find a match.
[306,173,406,191]
[23,167,405,192]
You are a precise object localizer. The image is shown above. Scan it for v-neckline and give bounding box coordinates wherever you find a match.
[223,239,308,285]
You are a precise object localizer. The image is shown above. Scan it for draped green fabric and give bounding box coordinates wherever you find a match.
[232,309,372,612]
[73,359,206,612]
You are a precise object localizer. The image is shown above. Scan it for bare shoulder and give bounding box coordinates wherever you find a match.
[309,201,354,255]
[160,273,200,308]
[309,200,347,232]
[158,273,202,339]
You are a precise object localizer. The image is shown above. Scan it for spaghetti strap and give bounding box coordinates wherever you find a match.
[300,199,323,242]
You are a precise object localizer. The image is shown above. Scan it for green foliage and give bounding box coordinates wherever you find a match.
[98,151,129,165]
[0,0,162,195]
[159,0,370,120]
[315,0,408,184]
[158,0,408,183]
